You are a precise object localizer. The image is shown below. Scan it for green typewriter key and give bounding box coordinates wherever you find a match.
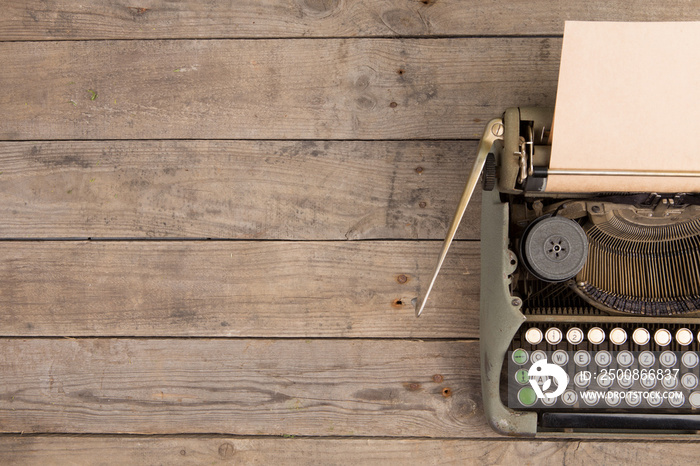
[512,349,528,365]
[518,387,537,406]
[515,369,529,385]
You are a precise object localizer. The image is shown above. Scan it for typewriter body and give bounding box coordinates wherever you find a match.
[417,107,700,436]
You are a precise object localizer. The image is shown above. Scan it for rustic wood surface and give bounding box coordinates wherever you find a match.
[1,0,695,463]
[1,437,699,466]
[0,241,478,338]
[2,0,697,40]
[0,140,479,240]
[0,38,559,140]
[0,339,484,436]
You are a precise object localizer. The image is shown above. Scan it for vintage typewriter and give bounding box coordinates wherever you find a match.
[416,107,700,435]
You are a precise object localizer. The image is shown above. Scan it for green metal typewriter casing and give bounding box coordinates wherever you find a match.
[479,107,700,436]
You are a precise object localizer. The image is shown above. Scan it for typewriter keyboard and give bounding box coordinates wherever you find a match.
[508,324,700,410]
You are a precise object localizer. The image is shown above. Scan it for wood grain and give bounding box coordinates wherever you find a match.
[2,0,697,40]
[0,241,478,338]
[0,38,559,140]
[0,140,480,240]
[0,339,490,437]
[1,437,699,465]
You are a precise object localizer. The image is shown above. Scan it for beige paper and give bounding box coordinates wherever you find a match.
[547,21,700,193]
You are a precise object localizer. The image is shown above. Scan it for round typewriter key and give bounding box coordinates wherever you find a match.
[566,327,584,345]
[662,374,678,390]
[587,327,605,345]
[682,373,698,390]
[647,391,663,407]
[609,327,627,345]
[660,351,677,367]
[551,350,569,366]
[515,369,529,385]
[639,351,655,368]
[632,328,651,346]
[574,371,590,388]
[596,372,613,389]
[654,329,672,347]
[669,392,685,408]
[582,390,599,406]
[531,350,547,364]
[618,374,634,389]
[541,393,557,406]
[562,389,578,406]
[605,391,621,407]
[616,350,634,367]
[625,392,642,407]
[690,392,700,408]
[574,350,591,367]
[676,328,694,346]
[512,349,528,365]
[683,352,699,369]
[525,327,543,345]
[517,387,537,406]
[641,373,656,389]
[545,327,563,345]
[594,350,612,367]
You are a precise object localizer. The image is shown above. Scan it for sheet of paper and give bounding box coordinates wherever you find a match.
[547,21,700,193]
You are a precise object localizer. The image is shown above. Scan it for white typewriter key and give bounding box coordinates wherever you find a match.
[596,372,613,389]
[562,389,578,406]
[524,327,543,345]
[541,393,557,406]
[566,327,584,345]
[531,350,547,364]
[574,350,591,367]
[609,327,627,346]
[618,374,634,389]
[662,374,678,390]
[605,392,621,407]
[582,390,599,406]
[690,391,700,408]
[625,391,642,407]
[594,350,612,367]
[676,328,694,346]
[647,391,663,407]
[669,392,685,408]
[660,351,677,367]
[640,373,656,389]
[551,350,569,366]
[632,328,651,346]
[654,329,672,347]
[587,327,605,345]
[683,352,699,369]
[544,327,563,345]
[638,351,655,368]
[616,350,634,368]
[682,373,699,390]
[574,371,590,388]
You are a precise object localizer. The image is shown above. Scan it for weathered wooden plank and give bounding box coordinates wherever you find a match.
[0,38,559,140]
[2,437,699,465]
[0,140,479,240]
[1,0,697,40]
[0,339,491,437]
[0,241,478,338]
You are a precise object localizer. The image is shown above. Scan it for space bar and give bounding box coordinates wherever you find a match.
[542,412,700,431]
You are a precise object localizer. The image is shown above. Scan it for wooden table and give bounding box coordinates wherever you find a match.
[1,1,699,463]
